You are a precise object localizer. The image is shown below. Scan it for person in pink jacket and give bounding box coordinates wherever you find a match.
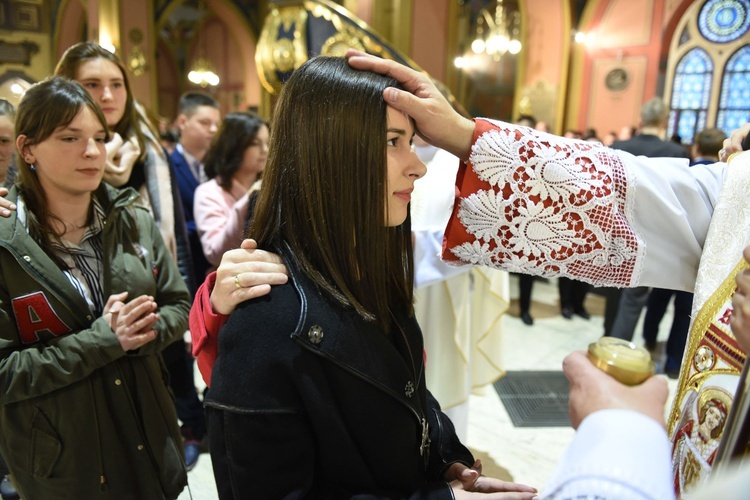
[193,112,268,270]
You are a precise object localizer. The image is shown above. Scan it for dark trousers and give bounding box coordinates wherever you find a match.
[558,277,590,312]
[518,274,534,314]
[608,286,650,340]
[602,287,621,336]
[163,340,206,440]
[642,288,693,371]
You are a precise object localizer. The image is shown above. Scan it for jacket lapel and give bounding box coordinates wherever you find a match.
[288,261,425,418]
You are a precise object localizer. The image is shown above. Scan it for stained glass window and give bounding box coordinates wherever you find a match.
[717,45,750,135]
[669,48,713,144]
[698,0,750,44]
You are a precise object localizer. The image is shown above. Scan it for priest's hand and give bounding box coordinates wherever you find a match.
[563,350,668,429]
[720,123,749,161]
[731,244,750,354]
[346,50,475,162]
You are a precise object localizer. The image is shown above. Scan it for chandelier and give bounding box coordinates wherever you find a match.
[470,0,522,60]
[188,57,220,87]
[187,0,220,87]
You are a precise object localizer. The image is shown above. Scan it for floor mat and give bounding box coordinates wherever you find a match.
[493,371,571,427]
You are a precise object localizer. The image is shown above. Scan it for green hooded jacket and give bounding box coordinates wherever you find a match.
[0,184,190,499]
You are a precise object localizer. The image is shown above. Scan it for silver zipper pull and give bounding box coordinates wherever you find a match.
[419,417,431,463]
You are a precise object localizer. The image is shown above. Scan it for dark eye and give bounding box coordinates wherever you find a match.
[387,137,398,147]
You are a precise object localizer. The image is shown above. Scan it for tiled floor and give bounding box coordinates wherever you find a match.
[179,275,680,498]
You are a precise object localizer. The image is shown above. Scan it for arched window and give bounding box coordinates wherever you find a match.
[669,48,713,145]
[665,0,749,144]
[717,45,750,135]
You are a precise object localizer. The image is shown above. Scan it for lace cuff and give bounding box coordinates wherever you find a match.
[442,118,643,288]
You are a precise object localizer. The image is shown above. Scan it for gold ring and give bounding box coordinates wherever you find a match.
[234,274,241,289]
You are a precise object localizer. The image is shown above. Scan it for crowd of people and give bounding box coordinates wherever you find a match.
[0,39,747,499]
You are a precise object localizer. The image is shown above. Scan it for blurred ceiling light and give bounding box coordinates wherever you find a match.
[469,1,522,61]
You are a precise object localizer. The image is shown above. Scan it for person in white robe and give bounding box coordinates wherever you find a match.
[411,138,509,442]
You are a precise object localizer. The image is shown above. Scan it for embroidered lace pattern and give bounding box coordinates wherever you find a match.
[691,153,750,313]
[446,119,642,287]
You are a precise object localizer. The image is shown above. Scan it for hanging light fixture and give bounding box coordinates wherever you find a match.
[469,0,522,61]
[188,57,220,87]
[187,0,220,87]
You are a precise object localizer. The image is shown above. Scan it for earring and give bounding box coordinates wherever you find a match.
[29,164,36,172]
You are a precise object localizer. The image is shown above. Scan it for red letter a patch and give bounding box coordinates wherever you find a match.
[12,292,71,344]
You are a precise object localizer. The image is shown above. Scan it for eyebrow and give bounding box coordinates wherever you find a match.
[56,126,107,135]
[79,77,124,82]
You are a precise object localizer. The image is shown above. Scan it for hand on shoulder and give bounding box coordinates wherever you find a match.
[210,238,288,315]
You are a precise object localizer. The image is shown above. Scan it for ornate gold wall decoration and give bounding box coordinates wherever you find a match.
[256,6,309,95]
[256,0,421,96]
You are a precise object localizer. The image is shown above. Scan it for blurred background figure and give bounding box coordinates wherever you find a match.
[582,127,600,142]
[0,100,15,188]
[157,116,178,153]
[640,127,726,378]
[605,97,689,342]
[411,135,509,441]
[692,128,728,165]
[171,92,221,289]
[618,125,637,141]
[558,277,591,320]
[602,131,618,146]
[194,112,268,270]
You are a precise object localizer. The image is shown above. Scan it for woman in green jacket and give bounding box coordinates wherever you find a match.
[0,78,190,498]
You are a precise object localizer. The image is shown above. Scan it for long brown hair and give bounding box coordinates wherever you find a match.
[15,77,110,258]
[54,42,154,164]
[249,56,414,331]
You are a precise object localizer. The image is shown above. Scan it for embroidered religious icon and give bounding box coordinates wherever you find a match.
[667,261,746,497]
[671,386,733,495]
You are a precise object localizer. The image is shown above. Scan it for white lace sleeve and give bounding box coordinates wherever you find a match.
[442,119,725,291]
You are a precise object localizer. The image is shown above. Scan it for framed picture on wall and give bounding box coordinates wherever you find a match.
[605,68,629,92]
[14,2,40,31]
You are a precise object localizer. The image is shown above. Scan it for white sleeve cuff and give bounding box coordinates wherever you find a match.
[541,409,675,500]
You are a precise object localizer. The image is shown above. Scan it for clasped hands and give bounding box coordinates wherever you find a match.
[102,291,160,351]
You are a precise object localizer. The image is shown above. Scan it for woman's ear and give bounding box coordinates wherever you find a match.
[16,135,33,164]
